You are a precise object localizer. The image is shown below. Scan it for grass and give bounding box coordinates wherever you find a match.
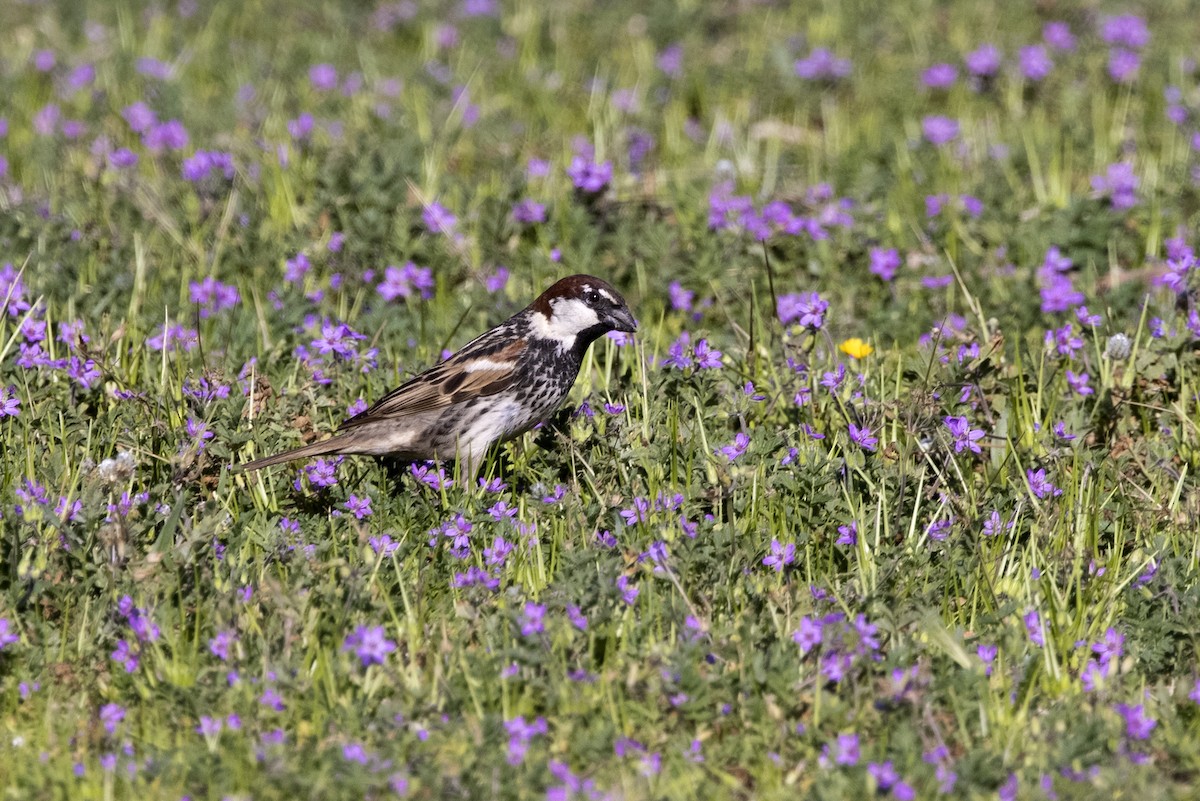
[2,0,1200,798]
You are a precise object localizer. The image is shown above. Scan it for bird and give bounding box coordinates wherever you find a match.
[236,274,637,480]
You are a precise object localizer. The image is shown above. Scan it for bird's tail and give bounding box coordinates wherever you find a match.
[233,436,348,473]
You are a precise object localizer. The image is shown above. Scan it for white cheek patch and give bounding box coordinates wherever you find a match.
[530,297,600,350]
[465,358,516,373]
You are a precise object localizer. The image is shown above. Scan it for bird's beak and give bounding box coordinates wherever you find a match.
[609,306,638,334]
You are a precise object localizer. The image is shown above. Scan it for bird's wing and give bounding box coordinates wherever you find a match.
[338,334,526,430]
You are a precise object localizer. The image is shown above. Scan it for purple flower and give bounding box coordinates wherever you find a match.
[848,423,877,452]
[693,339,723,369]
[1100,15,1150,49]
[718,432,750,462]
[1065,370,1093,397]
[869,247,900,281]
[1027,468,1062,499]
[344,494,373,519]
[196,716,223,738]
[657,44,683,78]
[965,44,1002,77]
[504,716,548,765]
[661,332,693,369]
[977,644,997,675]
[762,538,795,571]
[567,157,612,193]
[832,733,859,765]
[142,120,189,152]
[122,102,157,133]
[1113,703,1156,740]
[944,416,985,453]
[794,48,851,81]
[260,688,285,711]
[342,625,396,666]
[981,510,1013,538]
[921,63,958,89]
[0,386,20,417]
[1107,49,1140,84]
[377,262,435,301]
[512,198,546,224]
[309,64,338,90]
[1043,22,1075,51]
[1024,609,1046,646]
[136,57,171,80]
[0,619,19,649]
[1046,323,1084,357]
[777,291,828,329]
[108,148,138,169]
[287,112,314,141]
[836,522,857,546]
[99,703,125,734]
[567,605,588,631]
[189,276,240,317]
[209,630,236,660]
[519,602,545,636]
[616,575,638,605]
[422,202,457,234]
[922,115,960,146]
[1019,45,1053,81]
[868,761,901,790]
[1093,628,1125,668]
[181,150,235,183]
[1091,162,1138,209]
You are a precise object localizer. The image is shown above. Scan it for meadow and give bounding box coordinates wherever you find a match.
[2,0,1200,798]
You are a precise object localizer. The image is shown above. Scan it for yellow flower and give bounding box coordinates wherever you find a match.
[839,337,873,359]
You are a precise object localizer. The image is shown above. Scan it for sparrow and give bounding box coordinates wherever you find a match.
[236,274,637,480]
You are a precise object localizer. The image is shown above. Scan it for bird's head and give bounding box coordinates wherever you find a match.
[528,274,637,351]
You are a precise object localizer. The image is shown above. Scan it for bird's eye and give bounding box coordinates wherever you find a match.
[584,289,599,305]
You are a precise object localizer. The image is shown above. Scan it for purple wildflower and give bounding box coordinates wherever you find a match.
[567,157,612,193]
[422,202,457,234]
[1091,162,1138,209]
[377,262,435,301]
[944,416,985,453]
[342,625,396,666]
[794,48,851,81]
[0,619,19,649]
[718,432,750,462]
[189,277,240,317]
[512,198,546,224]
[1107,49,1140,84]
[519,602,545,636]
[0,386,20,417]
[1024,609,1046,646]
[762,538,795,571]
[922,115,959,146]
[869,247,900,281]
[309,64,338,90]
[1043,22,1075,51]
[1100,15,1150,49]
[1019,45,1053,81]
[1027,468,1062,499]
[777,291,828,329]
[921,63,958,88]
[1113,703,1156,740]
[965,44,1002,77]
[344,494,373,519]
[693,339,722,369]
[848,423,878,452]
[99,703,125,734]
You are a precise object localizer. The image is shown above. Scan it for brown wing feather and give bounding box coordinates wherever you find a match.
[338,336,526,431]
